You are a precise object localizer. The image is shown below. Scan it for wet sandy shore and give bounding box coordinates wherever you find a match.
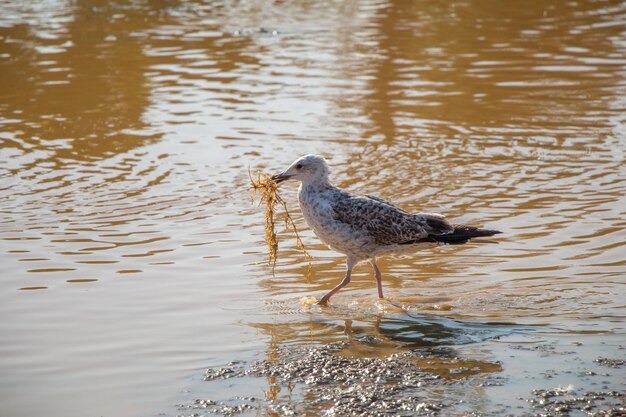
[178,330,625,416]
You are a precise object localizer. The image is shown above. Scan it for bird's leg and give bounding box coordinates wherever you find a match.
[317,257,355,305]
[317,268,351,305]
[370,258,384,299]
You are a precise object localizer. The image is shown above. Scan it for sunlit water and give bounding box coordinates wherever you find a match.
[1,1,625,416]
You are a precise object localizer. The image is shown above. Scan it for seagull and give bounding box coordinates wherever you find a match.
[271,154,501,306]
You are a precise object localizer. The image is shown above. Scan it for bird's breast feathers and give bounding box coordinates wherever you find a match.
[298,187,372,255]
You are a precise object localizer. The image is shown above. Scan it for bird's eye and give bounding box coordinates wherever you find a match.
[295,163,303,170]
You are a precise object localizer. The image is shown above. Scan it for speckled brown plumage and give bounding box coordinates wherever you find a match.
[271,154,502,305]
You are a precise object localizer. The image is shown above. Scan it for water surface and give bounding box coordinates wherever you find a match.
[1,0,625,416]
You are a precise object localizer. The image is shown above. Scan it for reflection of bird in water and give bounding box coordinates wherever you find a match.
[272,154,501,306]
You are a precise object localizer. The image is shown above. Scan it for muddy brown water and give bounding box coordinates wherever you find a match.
[1,1,625,416]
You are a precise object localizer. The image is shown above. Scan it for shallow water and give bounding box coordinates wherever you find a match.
[1,0,625,416]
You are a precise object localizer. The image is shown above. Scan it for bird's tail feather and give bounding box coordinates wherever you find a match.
[431,225,502,245]
[401,225,502,245]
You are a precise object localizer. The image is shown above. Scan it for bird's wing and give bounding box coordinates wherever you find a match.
[331,192,453,245]
[364,195,408,212]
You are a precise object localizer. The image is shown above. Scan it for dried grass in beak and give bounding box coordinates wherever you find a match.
[250,169,311,266]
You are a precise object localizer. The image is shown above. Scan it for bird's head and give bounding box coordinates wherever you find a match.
[271,154,330,185]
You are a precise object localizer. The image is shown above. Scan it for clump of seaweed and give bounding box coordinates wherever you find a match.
[250,170,311,266]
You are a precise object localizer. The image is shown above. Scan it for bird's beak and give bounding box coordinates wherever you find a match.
[271,172,292,184]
